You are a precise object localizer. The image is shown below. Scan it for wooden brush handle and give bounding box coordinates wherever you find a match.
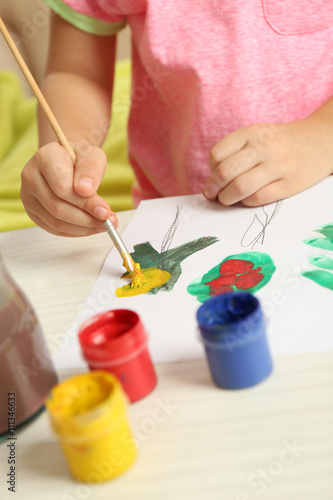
[0,16,76,164]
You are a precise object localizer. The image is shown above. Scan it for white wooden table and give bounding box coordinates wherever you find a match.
[0,210,332,500]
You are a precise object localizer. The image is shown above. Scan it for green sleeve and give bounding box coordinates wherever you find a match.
[44,0,126,35]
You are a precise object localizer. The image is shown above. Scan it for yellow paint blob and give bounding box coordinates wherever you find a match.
[116,267,171,297]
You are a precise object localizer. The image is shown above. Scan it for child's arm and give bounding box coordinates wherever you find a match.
[204,96,333,206]
[21,14,117,237]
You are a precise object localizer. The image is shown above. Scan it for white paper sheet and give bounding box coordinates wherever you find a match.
[54,178,333,370]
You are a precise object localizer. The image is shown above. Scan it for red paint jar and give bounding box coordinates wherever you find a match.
[78,310,157,403]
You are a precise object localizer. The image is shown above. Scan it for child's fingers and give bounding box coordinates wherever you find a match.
[241,180,286,207]
[22,177,108,235]
[209,127,249,171]
[40,170,115,224]
[204,146,260,200]
[28,205,107,237]
[30,178,107,228]
[36,143,107,208]
[34,144,117,225]
[216,163,277,206]
[73,146,108,197]
[21,142,118,236]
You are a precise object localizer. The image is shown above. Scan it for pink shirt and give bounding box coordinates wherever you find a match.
[45,0,333,204]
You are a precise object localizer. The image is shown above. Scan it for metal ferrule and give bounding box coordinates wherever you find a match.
[103,219,134,273]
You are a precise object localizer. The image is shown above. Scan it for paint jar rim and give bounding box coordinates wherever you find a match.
[78,309,147,362]
[197,292,264,349]
[46,371,126,437]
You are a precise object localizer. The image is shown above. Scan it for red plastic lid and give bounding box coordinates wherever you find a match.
[78,310,147,362]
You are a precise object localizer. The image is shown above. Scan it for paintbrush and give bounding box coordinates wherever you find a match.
[0,16,146,288]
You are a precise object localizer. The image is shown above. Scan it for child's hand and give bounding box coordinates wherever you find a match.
[204,116,333,206]
[21,142,117,237]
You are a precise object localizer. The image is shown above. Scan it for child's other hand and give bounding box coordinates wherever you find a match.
[204,117,333,206]
[21,142,117,236]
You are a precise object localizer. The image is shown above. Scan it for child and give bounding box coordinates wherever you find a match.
[20,1,333,237]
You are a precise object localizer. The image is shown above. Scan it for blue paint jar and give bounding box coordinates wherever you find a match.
[197,292,273,389]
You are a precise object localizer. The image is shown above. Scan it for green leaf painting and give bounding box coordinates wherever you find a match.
[303,223,333,251]
[302,223,333,290]
[119,237,219,296]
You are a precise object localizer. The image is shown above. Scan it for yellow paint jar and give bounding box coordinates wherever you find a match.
[46,371,137,482]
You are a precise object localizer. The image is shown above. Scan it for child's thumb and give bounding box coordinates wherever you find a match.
[73,146,107,197]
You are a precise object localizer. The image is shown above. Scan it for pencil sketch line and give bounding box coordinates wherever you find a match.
[241,201,282,249]
[159,205,182,268]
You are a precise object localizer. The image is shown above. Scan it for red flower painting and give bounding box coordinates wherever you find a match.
[187,252,275,302]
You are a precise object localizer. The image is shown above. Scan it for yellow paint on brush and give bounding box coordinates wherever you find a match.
[130,262,148,289]
[46,371,137,483]
[116,267,171,297]
[122,255,148,289]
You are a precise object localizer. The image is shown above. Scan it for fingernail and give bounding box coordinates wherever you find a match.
[94,207,108,220]
[77,178,93,191]
[204,184,218,199]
